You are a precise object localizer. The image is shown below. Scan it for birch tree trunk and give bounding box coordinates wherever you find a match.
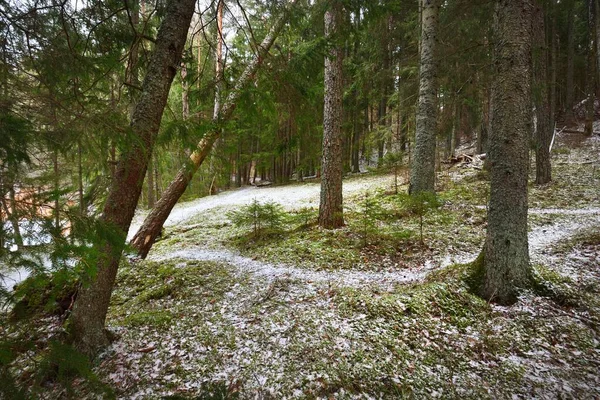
[410,0,440,194]
[477,0,533,305]
[130,0,298,259]
[69,0,196,356]
[318,0,345,229]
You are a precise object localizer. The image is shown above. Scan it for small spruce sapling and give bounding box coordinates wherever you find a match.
[406,192,441,246]
[227,199,288,238]
[382,151,403,194]
[294,207,317,228]
[359,192,386,247]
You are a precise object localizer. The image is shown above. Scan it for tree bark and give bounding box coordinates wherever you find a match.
[585,0,596,136]
[318,0,345,229]
[131,0,298,258]
[69,0,196,356]
[533,2,552,184]
[478,0,533,305]
[565,1,576,122]
[410,0,440,194]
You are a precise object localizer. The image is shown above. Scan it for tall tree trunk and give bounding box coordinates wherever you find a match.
[534,2,552,184]
[214,0,224,118]
[318,0,345,229]
[549,5,557,133]
[130,1,298,258]
[69,0,196,356]
[351,101,361,173]
[585,0,596,136]
[565,1,576,122]
[596,0,600,97]
[410,0,440,194]
[477,0,533,305]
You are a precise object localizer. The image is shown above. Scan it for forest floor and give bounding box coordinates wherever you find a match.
[2,130,600,399]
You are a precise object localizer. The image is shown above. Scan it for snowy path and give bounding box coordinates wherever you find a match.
[127,175,391,240]
[150,248,434,289]
[149,208,600,289]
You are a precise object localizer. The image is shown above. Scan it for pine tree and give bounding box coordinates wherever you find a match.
[475,0,533,305]
[410,0,441,195]
[70,0,197,356]
[318,0,345,229]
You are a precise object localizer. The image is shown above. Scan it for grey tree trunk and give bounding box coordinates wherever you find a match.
[69,0,196,356]
[410,0,440,194]
[533,2,552,185]
[131,1,298,259]
[478,0,533,305]
[318,0,345,229]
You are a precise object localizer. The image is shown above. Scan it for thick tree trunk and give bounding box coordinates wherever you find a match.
[131,1,297,258]
[478,0,533,305]
[410,0,440,194]
[69,0,196,356]
[318,0,345,229]
[534,2,552,184]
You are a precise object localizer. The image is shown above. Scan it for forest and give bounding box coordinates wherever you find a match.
[0,0,599,398]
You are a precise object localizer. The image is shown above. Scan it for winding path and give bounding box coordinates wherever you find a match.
[148,208,600,289]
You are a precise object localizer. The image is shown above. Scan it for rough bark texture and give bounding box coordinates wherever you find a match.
[410,0,440,194]
[318,0,345,229]
[69,0,196,356]
[533,2,552,185]
[131,0,297,259]
[479,0,533,305]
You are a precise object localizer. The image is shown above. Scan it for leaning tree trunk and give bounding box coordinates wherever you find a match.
[533,2,552,185]
[131,0,298,259]
[477,0,533,305]
[69,0,196,356]
[409,0,440,195]
[318,0,345,229]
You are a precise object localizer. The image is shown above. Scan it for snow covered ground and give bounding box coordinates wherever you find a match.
[127,174,393,240]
